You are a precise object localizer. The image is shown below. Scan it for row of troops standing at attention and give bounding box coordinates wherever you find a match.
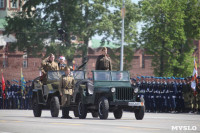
[40,47,112,119]
[0,82,33,110]
[132,76,200,113]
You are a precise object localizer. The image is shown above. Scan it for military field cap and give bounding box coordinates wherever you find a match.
[59,56,65,60]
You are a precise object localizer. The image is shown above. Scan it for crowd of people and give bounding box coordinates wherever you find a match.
[0,81,33,110]
[132,76,200,113]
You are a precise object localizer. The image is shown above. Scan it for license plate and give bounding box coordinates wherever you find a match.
[128,102,144,106]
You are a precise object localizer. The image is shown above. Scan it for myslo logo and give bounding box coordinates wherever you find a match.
[171,126,197,131]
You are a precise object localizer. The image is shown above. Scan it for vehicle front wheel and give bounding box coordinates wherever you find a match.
[113,109,123,119]
[98,97,109,119]
[135,106,145,120]
[50,96,60,117]
[32,96,42,117]
[78,100,87,119]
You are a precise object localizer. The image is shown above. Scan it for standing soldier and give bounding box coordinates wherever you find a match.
[28,84,33,109]
[25,86,29,109]
[58,56,67,71]
[41,53,59,84]
[59,67,74,119]
[96,47,112,70]
[170,80,178,113]
[14,84,18,109]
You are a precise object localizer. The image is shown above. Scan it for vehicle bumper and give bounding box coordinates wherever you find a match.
[110,101,144,107]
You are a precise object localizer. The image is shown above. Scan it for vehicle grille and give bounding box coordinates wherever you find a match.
[115,87,134,100]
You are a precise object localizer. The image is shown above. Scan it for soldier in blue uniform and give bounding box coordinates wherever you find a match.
[149,78,156,112]
[25,86,29,109]
[13,84,18,109]
[17,86,22,109]
[162,78,168,112]
[170,78,177,113]
[28,84,33,109]
[145,77,150,112]
[176,78,184,112]
[7,86,11,109]
[166,77,171,112]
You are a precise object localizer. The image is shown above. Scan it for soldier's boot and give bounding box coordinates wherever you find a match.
[61,107,72,119]
[65,107,72,119]
[61,107,68,119]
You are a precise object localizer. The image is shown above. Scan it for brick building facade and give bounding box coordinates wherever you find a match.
[1,41,200,82]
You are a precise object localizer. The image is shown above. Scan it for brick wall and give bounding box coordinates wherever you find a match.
[0,55,42,82]
[1,40,200,82]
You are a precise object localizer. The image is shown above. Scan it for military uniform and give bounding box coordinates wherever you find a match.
[41,57,59,84]
[95,55,112,70]
[59,74,74,118]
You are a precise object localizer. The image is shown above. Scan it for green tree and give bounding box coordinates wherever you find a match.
[5,0,140,69]
[139,0,200,77]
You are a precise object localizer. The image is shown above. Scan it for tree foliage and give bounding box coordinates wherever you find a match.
[139,0,200,77]
[4,0,140,70]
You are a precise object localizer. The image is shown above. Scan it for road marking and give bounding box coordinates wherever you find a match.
[118,126,160,131]
[0,120,24,123]
[50,123,83,126]
[13,121,23,123]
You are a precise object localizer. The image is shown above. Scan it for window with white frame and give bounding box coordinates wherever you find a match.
[0,0,4,8]
[11,0,18,8]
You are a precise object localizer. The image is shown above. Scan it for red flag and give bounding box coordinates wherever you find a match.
[2,72,5,91]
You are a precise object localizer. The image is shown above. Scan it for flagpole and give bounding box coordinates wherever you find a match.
[120,0,125,71]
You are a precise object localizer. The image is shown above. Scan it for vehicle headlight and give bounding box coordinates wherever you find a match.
[111,87,116,93]
[134,87,139,93]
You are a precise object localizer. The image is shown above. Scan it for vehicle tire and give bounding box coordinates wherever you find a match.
[78,100,87,119]
[32,96,42,117]
[135,106,145,120]
[113,109,123,119]
[98,97,109,119]
[50,96,60,117]
[91,111,98,118]
[135,97,145,120]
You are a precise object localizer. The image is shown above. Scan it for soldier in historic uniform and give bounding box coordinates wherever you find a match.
[41,53,59,84]
[59,67,74,119]
[95,47,112,70]
[58,56,67,71]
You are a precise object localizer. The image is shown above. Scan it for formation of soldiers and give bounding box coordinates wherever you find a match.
[0,82,33,110]
[132,76,200,113]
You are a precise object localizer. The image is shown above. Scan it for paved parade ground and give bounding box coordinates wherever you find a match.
[0,110,199,133]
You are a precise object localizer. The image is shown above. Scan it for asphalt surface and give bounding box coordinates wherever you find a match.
[0,110,199,133]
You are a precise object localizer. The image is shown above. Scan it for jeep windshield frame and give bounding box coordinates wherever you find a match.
[92,71,131,87]
[93,71,130,81]
[47,70,65,82]
[71,71,86,80]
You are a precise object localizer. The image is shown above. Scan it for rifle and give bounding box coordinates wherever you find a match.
[76,57,88,70]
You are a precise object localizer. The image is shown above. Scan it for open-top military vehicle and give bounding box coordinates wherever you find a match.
[32,70,85,117]
[32,70,145,120]
[74,70,145,120]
